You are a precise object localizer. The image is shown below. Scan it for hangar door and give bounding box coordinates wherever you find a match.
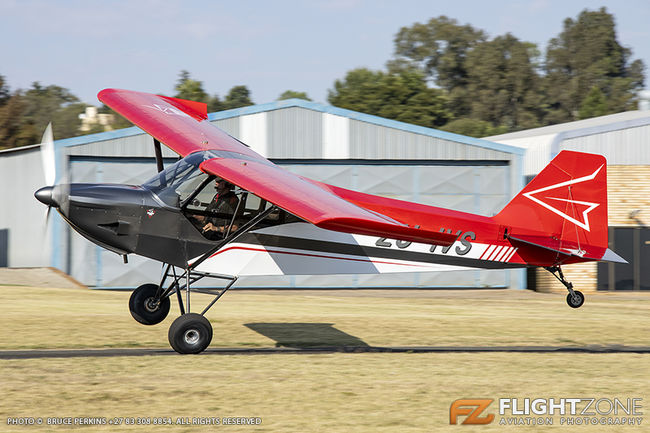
[597,227,650,290]
[65,158,511,288]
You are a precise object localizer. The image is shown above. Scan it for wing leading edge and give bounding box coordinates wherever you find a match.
[99,88,457,246]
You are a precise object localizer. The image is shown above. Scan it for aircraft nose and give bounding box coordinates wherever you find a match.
[34,186,58,207]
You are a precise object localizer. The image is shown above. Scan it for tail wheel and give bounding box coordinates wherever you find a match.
[168,313,213,354]
[129,283,170,325]
[566,290,585,308]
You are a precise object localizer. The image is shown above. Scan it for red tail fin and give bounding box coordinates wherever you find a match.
[495,150,608,251]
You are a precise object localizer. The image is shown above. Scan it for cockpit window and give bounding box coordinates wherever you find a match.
[141,150,303,236]
[142,153,209,207]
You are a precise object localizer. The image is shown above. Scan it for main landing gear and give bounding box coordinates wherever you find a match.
[127,266,238,354]
[545,266,585,308]
[128,205,277,354]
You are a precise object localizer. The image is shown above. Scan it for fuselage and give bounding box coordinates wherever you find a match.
[35,150,594,277]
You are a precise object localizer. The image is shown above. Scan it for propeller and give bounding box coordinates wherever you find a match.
[41,123,55,186]
[36,123,56,222]
[35,123,70,224]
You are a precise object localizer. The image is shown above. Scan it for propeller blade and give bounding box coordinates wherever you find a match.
[41,122,55,186]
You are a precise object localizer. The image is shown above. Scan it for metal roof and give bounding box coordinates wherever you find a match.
[42,98,523,156]
[487,110,650,141]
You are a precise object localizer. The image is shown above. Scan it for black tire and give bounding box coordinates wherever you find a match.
[129,283,170,325]
[168,313,213,354]
[566,290,585,308]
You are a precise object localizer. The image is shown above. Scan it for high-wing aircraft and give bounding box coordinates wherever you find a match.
[34,89,626,354]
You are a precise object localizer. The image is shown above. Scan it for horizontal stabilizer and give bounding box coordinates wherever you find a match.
[509,234,627,263]
[599,248,628,264]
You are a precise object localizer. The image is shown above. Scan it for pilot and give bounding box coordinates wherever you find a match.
[200,179,240,237]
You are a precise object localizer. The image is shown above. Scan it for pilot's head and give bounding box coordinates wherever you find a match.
[215,179,233,193]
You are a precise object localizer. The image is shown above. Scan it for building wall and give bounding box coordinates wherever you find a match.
[0,146,51,267]
[1,101,525,290]
[65,159,514,288]
[534,165,650,293]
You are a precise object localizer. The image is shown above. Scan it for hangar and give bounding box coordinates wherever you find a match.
[0,98,524,289]
[488,108,650,292]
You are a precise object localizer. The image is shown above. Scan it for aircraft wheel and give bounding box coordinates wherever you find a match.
[168,313,213,354]
[129,283,170,325]
[566,290,585,309]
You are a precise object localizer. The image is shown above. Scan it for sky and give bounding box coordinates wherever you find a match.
[1,0,649,106]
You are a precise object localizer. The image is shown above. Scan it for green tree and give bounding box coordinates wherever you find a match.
[278,90,312,101]
[465,33,545,130]
[578,86,608,119]
[22,82,82,141]
[440,118,507,137]
[0,82,89,149]
[174,70,208,103]
[223,85,253,109]
[328,67,452,128]
[0,75,10,106]
[0,91,29,148]
[207,95,224,112]
[391,16,486,117]
[544,7,645,123]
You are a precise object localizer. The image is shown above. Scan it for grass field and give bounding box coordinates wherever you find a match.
[0,285,649,432]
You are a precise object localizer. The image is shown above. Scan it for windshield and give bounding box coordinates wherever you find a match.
[142,152,211,207]
[141,149,277,208]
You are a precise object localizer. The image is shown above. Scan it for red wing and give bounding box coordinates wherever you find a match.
[98,88,262,159]
[200,158,457,246]
[99,88,456,246]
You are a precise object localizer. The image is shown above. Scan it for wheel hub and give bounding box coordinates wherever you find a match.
[184,329,200,345]
[144,297,160,313]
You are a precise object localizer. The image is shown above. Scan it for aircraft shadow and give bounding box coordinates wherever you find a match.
[244,323,370,348]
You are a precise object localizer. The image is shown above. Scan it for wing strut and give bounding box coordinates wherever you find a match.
[153,138,164,173]
[188,205,277,272]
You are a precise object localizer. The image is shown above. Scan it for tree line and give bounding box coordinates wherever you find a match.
[329,7,644,136]
[0,7,644,150]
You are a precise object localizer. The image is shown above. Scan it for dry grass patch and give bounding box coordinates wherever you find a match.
[0,286,649,349]
[0,353,648,432]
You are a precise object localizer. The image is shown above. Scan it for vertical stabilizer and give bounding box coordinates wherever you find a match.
[494,150,608,252]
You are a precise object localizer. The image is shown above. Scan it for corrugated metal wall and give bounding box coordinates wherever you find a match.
[560,124,650,165]
[66,159,511,288]
[349,120,512,160]
[267,107,322,158]
[63,106,517,162]
[0,147,51,267]
[2,102,523,289]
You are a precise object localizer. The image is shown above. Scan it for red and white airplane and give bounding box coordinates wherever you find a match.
[34,89,626,353]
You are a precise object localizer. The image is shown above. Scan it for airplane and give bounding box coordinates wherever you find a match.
[34,88,626,354]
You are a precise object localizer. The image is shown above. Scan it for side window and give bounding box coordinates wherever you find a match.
[182,182,302,240]
[184,177,218,212]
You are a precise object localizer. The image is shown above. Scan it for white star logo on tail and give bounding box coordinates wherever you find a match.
[523,165,603,231]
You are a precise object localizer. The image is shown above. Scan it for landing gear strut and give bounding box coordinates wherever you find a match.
[129,205,277,354]
[157,268,237,354]
[546,266,585,308]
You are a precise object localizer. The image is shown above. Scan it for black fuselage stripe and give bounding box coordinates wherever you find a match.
[238,233,523,270]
